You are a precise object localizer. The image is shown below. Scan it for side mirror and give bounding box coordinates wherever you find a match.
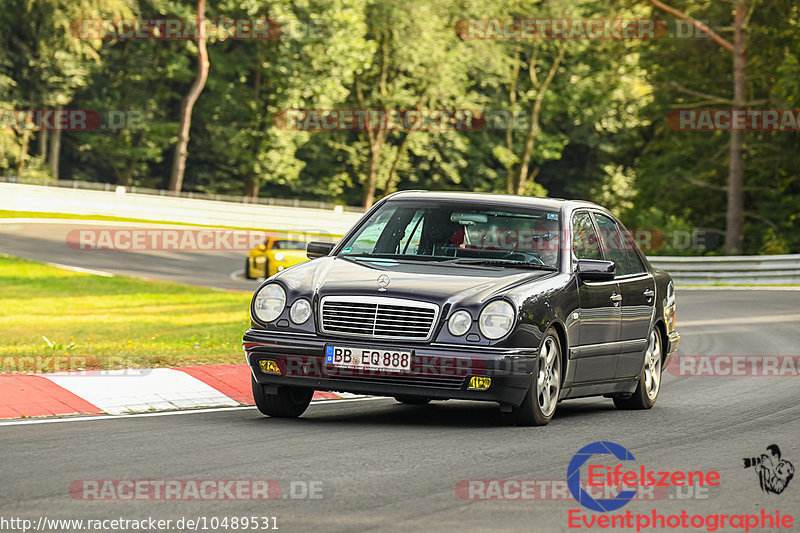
[258,244,267,251]
[576,259,615,282]
[307,241,335,259]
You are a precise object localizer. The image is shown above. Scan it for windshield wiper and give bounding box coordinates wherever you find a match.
[448,259,558,271]
[339,254,453,262]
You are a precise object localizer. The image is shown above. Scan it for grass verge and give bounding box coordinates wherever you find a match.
[0,254,253,371]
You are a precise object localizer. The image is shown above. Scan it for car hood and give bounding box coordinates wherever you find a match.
[274,256,556,308]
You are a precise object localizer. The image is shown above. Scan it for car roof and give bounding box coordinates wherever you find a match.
[383,190,602,213]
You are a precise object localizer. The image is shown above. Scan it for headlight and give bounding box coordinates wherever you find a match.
[253,284,286,323]
[448,310,472,336]
[274,253,286,262]
[479,300,515,340]
[290,298,312,324]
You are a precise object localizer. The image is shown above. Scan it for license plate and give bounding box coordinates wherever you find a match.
[325,345,412,372]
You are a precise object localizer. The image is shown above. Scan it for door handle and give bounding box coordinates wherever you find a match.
[643,288,655,299]
[610,293,622,302]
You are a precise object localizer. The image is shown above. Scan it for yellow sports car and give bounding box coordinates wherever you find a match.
[245,237,309,279]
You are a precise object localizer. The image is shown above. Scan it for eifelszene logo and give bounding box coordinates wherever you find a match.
[744,444,794,495]
[566,441,796,531]
[567,441,721,512]
[567,441,637,512]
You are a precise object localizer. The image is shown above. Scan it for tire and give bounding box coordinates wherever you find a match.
[614,327,662,410]
[251,376,314,418]
[244,258,254,279]
[508,328,562,426]
[394,396,431,405]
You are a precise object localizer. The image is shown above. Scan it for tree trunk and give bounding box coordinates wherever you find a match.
[357,34,391,209]
[647,0,745,254]
[19,130,31,170]
[383,132,410,195]
[505,54,520,194]
[516,112,539,195]
[117,165,133,186]
[516,47,564,196]
[168,0,210,192]
[725,1,746,254]
[243,68,262,201]
[38,127,48,164]
[49,110,61,180]
[244,174,260,199]
[364,141,381,208]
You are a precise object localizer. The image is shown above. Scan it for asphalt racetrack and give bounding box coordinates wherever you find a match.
[0,220,264,291]
[1,219,799,531]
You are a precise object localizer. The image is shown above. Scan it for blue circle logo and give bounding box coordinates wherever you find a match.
[567,441,637,512]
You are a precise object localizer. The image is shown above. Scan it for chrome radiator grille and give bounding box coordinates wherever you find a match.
[320,296,439,340]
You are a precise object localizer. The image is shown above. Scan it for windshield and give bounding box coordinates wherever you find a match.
[271,240,307,250]
[337,201,561,268]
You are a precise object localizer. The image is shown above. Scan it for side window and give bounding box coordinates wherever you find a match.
[571,212,603,260]
[348,209,394,254]
[594,213,632,276]
[397,209,424,255]
[619,224,646,274]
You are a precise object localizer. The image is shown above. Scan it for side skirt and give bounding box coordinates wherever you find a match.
[559,378,638,400]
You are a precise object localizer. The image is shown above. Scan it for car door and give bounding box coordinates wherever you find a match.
[570,211,621,383]
[592,213,656,379]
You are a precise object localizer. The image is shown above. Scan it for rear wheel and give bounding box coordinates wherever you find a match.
[394,396,431,405]
[244,258,254,279]
[508,328,562,426]
[251,376,314,418]
[614,327,662,410]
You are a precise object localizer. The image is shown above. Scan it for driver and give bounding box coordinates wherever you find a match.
[536,232,560,267]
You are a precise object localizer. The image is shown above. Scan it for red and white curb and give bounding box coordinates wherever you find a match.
[0,364,365,419]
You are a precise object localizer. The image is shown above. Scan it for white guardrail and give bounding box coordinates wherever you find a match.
[649,255,800,286]
[2,182,798,285]
[0,182,364,236]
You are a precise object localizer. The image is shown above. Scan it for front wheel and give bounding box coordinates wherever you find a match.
[508,328,562,426]
[614,327,662,410]
[251,376,314,418]
[243,258,254,279]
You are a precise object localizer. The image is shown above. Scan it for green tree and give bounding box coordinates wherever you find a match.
[0,0,132,177]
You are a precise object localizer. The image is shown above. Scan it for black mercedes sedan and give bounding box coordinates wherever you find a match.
[242,191,680,426]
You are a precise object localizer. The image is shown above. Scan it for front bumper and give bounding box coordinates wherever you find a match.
[664,330,680,369]
[243,328,538,406]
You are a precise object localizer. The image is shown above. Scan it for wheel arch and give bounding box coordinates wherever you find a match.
[653,318,668,363]
[547,319,569,382]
